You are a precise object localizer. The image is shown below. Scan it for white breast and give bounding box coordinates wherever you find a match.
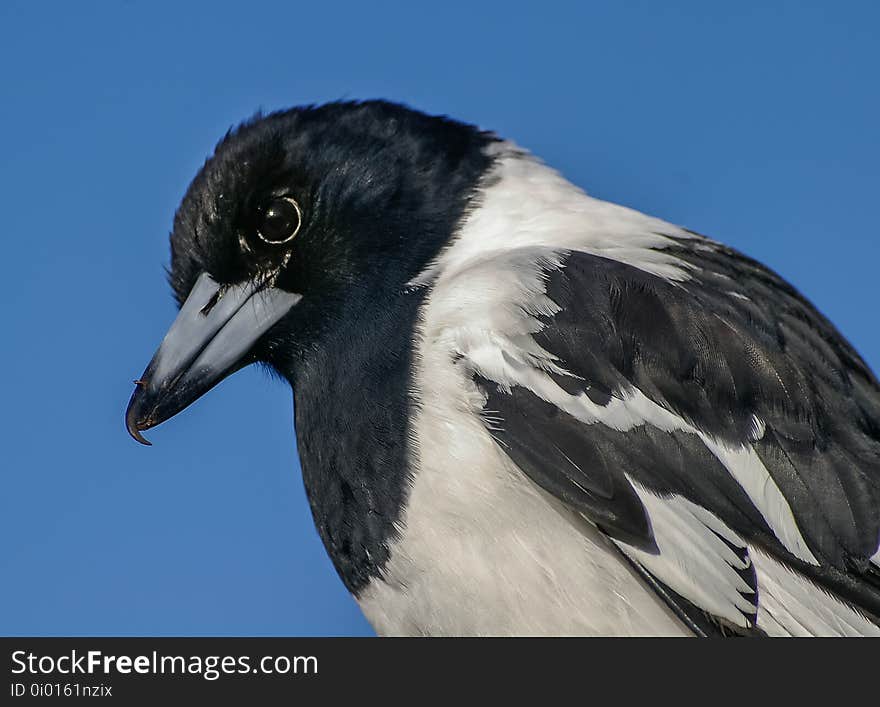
[356,355,690,636]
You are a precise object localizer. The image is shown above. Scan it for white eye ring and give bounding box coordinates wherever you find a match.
[256,196,302,245]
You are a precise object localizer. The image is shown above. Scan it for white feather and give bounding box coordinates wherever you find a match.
[409,143,695,288]
[750,548,880,637]
[615,482,757,628]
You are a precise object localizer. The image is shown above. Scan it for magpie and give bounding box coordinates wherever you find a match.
[126,100,880,636]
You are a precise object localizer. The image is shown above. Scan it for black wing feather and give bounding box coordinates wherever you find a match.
[472,238,880,628]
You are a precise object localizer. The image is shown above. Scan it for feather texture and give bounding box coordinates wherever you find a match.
[364,147,880,635]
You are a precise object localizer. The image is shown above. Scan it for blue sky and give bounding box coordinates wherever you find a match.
[1,1,878,636]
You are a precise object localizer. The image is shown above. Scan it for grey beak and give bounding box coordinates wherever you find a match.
[125,272,301,445]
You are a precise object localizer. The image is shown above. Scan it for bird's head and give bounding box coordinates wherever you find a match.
[125,100,496,444]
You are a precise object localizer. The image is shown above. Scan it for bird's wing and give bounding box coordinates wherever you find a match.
[446,237,880,635]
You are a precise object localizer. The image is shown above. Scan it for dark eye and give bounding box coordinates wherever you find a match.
[257,197,302,244]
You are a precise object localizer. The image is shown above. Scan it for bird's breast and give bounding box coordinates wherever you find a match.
[355,329,688,636]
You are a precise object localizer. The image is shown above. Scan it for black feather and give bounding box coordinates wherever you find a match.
[474,243,880,626]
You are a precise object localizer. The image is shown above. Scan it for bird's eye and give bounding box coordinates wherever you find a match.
[256,197,302,245]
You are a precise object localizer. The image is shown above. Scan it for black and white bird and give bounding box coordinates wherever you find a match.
[126,100,880,636]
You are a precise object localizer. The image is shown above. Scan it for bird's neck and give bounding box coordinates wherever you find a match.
[286,288,426,595]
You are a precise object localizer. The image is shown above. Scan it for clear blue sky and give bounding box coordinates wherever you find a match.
[1,1,878,636]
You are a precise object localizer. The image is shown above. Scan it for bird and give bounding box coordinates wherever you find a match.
[125,100,880,636]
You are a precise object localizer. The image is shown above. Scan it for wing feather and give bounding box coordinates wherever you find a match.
[458,239,880,634]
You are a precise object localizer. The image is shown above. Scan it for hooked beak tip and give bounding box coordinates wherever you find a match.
[128,425,153,446]
[126,381,154,446]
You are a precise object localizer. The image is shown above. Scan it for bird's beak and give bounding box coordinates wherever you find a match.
[125,272,301,445]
